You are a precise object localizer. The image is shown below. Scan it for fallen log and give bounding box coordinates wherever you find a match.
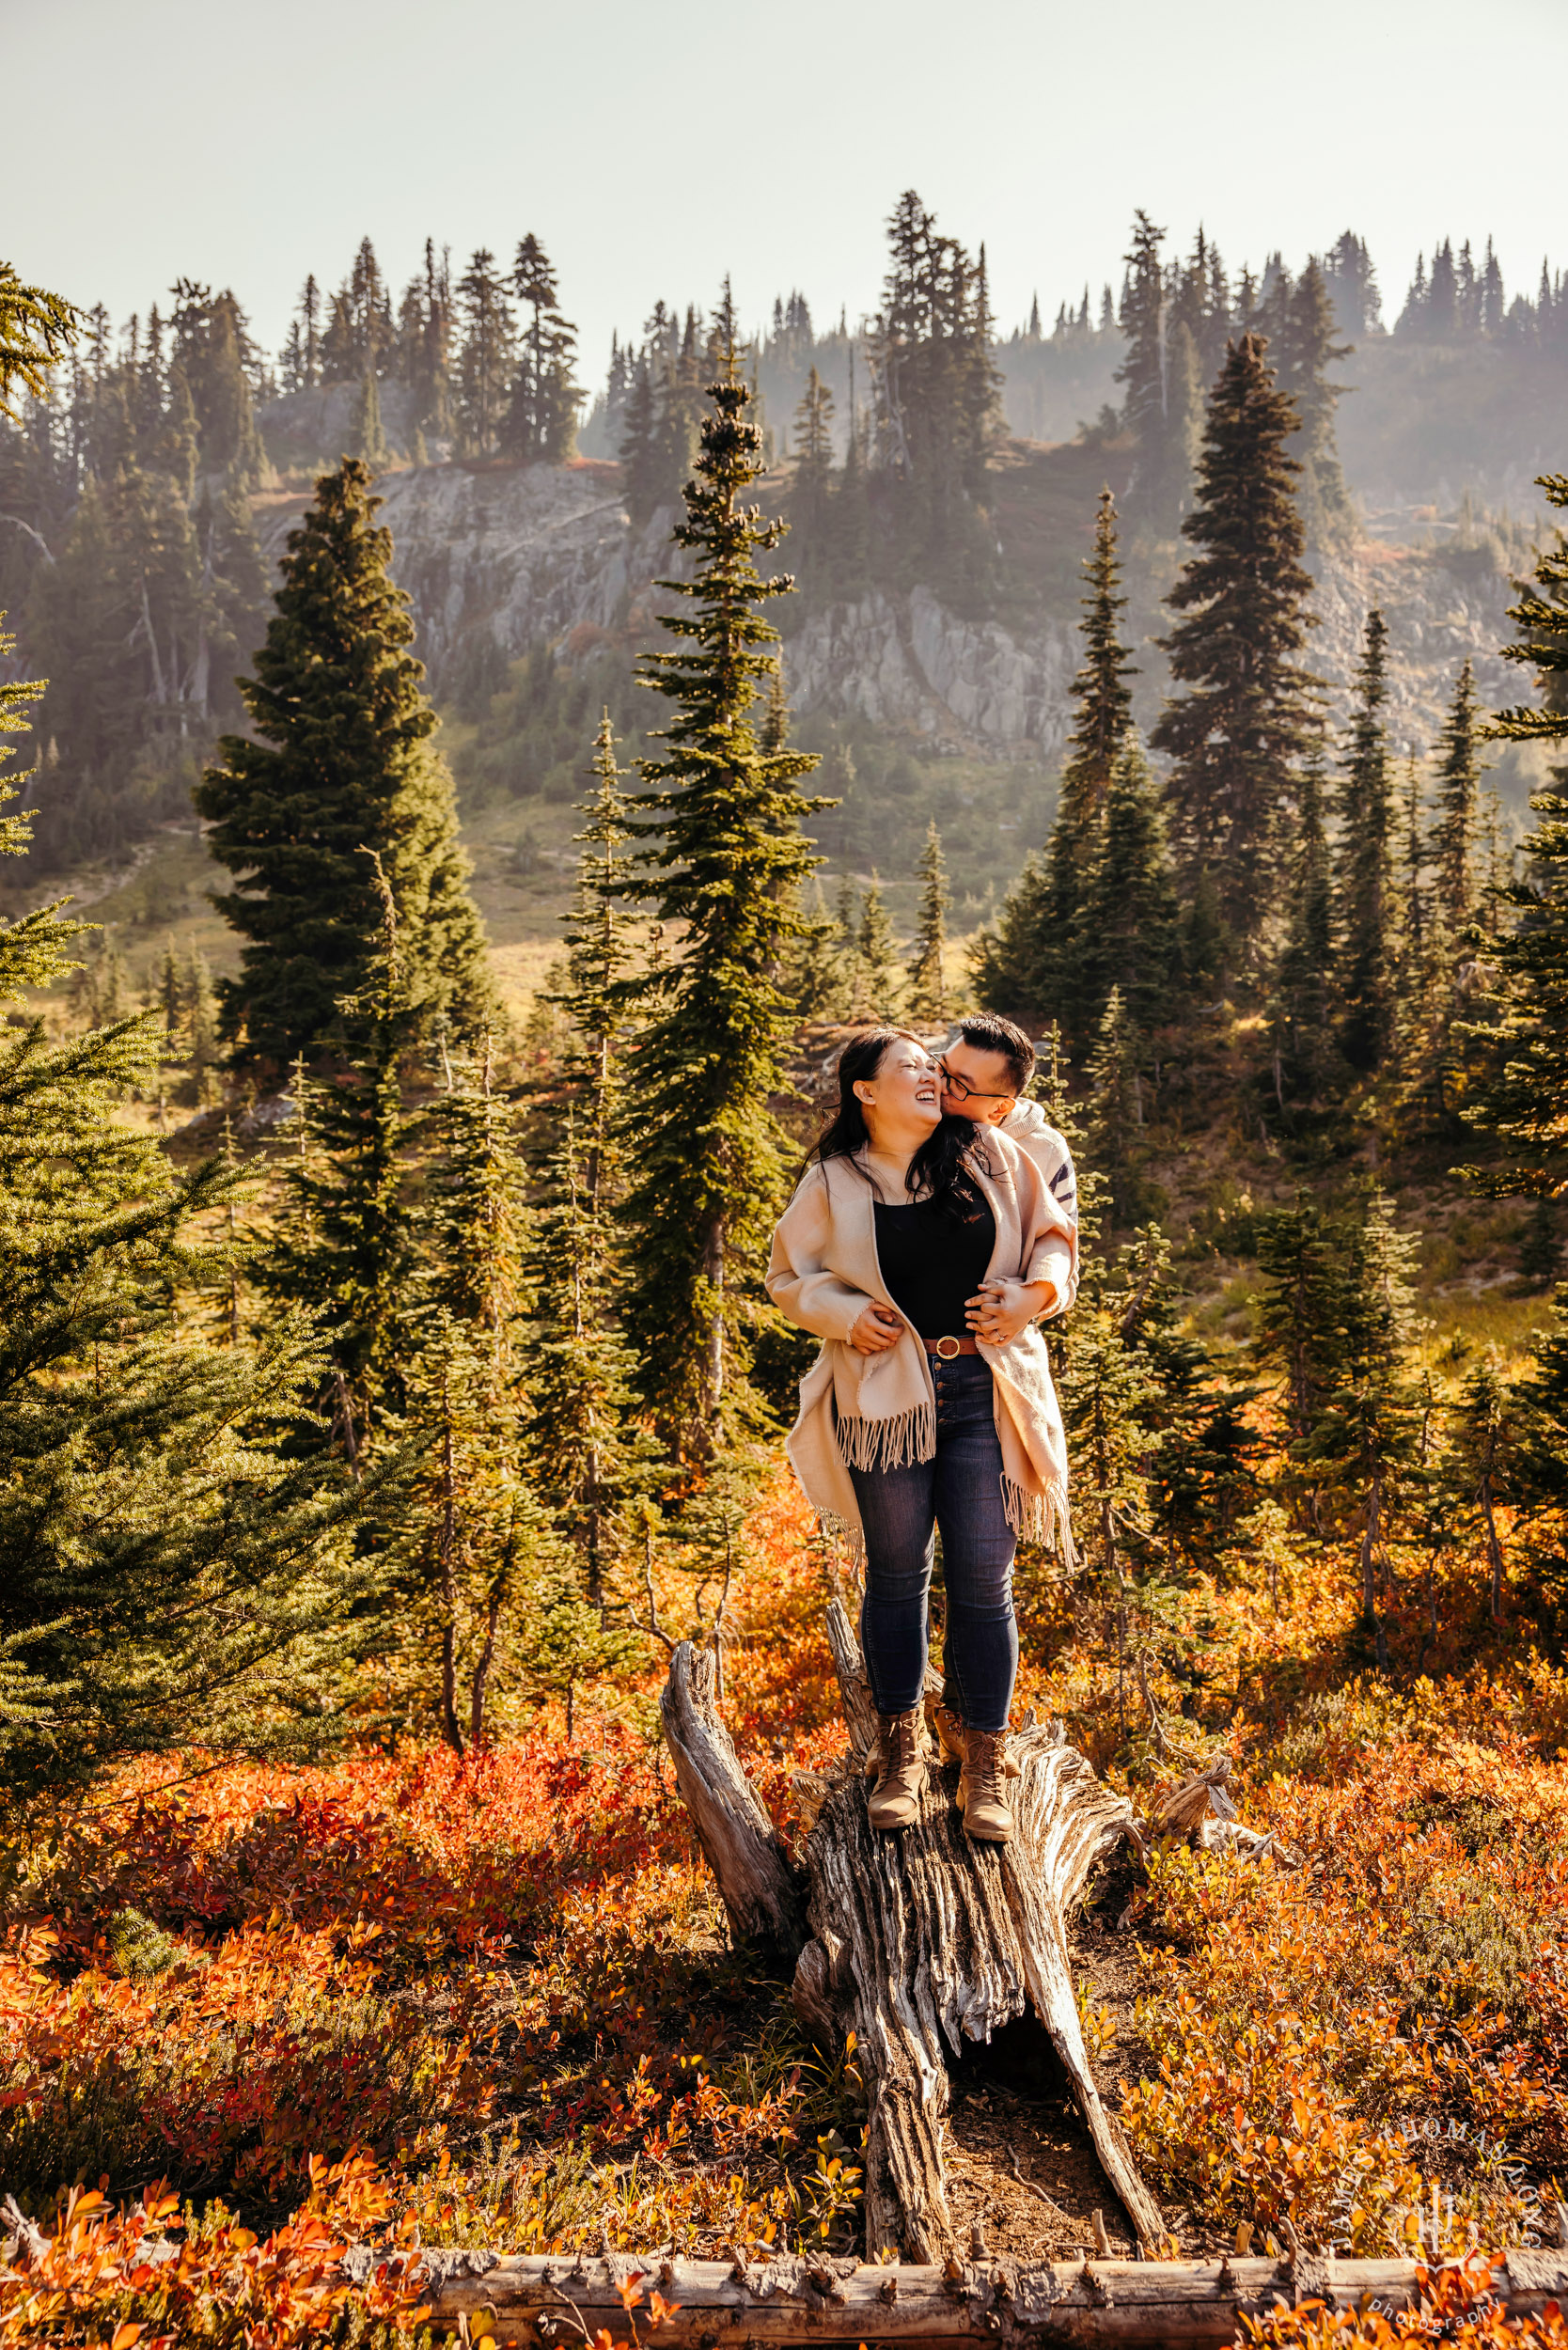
[660,1602,1164,2262]
[660,1640,806,1961]
[401,2246,1568,2345]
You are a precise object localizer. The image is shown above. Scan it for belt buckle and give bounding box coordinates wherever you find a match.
[934,1334,962,1360]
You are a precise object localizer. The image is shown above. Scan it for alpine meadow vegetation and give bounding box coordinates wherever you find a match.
[7,204,1568,2350]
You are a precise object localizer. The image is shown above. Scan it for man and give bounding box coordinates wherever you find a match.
[939,1012,1079,1315]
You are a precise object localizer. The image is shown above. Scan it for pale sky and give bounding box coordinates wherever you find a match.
[16,0,1568,379]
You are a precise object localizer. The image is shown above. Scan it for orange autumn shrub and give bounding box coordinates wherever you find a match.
[1244,2254,1568,2348]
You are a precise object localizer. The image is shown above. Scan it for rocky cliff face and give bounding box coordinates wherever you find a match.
[255,451,1523,761]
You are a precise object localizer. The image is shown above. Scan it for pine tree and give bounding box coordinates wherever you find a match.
[254,871,423,1458]
[1270,742,1339,1107]
[1430,659,1489,943]
[1459,475,1568,1204]
[1335,608,1399,1071]
[1116,211,1168,467]
[551,712,637,1200]
[523,1119,664,1609]
[973,488,1136,1042]
[1084,729,1181,1036]
[1277,258,1354,545]
[619,354,662,528]
[1084,985,1143,1224]
[969,853,1054,1028]
[454,249,513,457]
[620,363,824,1451]
[0,620,375,1798]
[855,871,903,1016]
[907,821,949,1023]
[0,263,78,415]
[508,234,581,463]
[196,458,491,1073]
[1252,1193,1358,1521]
[1444,1357,1514,1622]
[780,876,847,1023]
[1150,333,1321,955]
[1293,1187,1427,1668]
[351,366,389,469]
[789,365,835,598]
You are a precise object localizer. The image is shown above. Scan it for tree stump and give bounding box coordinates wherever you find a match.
[660,1604,1164,2262]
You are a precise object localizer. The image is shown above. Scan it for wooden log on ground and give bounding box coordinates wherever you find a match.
[659,1639,806,1962]
[802,1602,1162,2261]
[403,2247,1568,2345]
[659,1605,1163,2261]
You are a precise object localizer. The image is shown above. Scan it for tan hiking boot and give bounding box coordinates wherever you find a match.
[955,1723,1021,1844]
[926,1692,966,1767]
[864,1708,927,1830]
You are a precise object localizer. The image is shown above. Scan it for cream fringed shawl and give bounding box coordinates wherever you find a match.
[763,1132,1078,1558]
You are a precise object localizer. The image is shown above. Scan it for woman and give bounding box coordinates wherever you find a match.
[765,1028,1077,1846]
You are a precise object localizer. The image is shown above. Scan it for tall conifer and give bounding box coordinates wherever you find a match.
[1151,333,1320,957]
[620,364,823,1451]
[1335,608,1399,1071]
[907,822,949,1024]
[1459,473,1568,1204]
[197,459,491,1073]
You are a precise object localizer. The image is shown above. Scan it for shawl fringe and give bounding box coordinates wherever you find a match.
[1001,1474,1078,1568]
[832,1399,936,1475]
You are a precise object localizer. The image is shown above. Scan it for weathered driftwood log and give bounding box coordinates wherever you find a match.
[659,1641,806,1961]
[404,2247,1568,2346]
[797,1602,1163,2261]
[660,1604,1163,2263]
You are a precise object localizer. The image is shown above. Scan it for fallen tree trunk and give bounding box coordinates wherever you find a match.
[661,1603,1164,2262]
[660,1640,806,1961]
[404,2246,1568,2345]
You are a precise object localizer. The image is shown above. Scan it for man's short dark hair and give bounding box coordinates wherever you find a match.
[955,1012,1035,1095]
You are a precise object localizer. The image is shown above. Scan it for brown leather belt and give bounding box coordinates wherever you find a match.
[922,1334,980,1359]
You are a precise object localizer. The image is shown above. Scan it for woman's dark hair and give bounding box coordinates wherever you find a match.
[808,1026,986,1215]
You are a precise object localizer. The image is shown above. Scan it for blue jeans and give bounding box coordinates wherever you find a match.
[847,1355,1019,1734]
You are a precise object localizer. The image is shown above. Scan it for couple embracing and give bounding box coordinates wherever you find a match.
[765,1013,1079,1852]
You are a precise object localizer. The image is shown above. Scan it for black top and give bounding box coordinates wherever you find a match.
[873,1178,997,1342]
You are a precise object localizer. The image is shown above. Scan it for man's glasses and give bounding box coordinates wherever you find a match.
[938,1060,1016,1105]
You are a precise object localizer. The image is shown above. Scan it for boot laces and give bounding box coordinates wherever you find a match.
[968,1729,1009,1805]
[886,1709,920,1774]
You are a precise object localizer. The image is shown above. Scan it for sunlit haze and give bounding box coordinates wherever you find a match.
[20,0,1568,373]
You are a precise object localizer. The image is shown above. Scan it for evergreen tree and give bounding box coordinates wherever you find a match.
[351,366,389,469]
[1335,607,1399,1071]
[1431,658,1488,942]
[455,249,513,457]
[780,876,847,1024]
[196,458,491,1073]
[1253,1193,1358,1524]
[907,821,949,1023]
[1084,985,1144,1224]
[788,366,835,597]
[1066,490,1137,798]
[1270,743,1339,1107]
[0,622,375,1798]
[549,713,638,1203]
[619,354,662,528]
[523,1119,664,1609]
[1293,1187,1427,1668]
[620,363,824,1451]
[255,870,423,1458]
[1116,211,1168,466]
[1150,333,1321,956]
[969,852,1054,1029]
[1444,1357,1514,1622]
[508,233,581,463]
[0,263,78,415]
[1084,728,1181,1036]
[973,488,1136,1042]
[1459,474,1568,1204]
[855,870,904,1016]
[1277,257,1354,545]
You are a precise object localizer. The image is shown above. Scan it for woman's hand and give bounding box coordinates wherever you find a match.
[847,1300,907,1355]
[965,1277,1056,1347]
